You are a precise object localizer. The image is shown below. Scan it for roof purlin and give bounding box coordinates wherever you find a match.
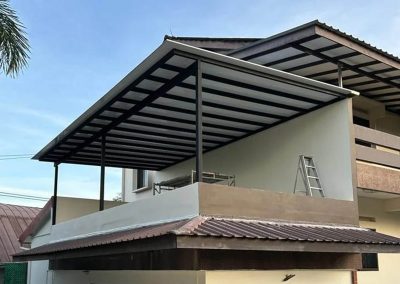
[34,40,357,170]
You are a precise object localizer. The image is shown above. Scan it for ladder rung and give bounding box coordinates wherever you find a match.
[307,176,319,179]
[310,186,323,190]
[305,165,316,168]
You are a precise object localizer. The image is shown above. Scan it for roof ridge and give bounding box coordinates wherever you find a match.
[163,35,261,41]
[170,216,208,235]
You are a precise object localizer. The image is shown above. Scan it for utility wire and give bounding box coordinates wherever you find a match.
[0,191,48,201]
[0,156,33,161]
[0,153,35,157]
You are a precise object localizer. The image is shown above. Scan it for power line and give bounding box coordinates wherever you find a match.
[0,153,34,157]
[0,191,48,201]
[0,156,32,161]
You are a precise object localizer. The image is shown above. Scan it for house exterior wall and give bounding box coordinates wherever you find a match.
[50,270,205,284]
[353,96,400,136]
[44,270,351,284]
[357,196,400,284]
[56,197,123,224]
[49,185,199,242]
[26,197,128,284]
[27,219,51,284]
[124,99,354,202]
[206,270,352,284]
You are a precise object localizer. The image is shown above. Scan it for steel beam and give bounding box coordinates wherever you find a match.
[196,60,203,182]
[52,163,59,225]
[99,135,105,211]
[338,63,343,87]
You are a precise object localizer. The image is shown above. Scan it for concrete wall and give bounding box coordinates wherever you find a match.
[28,219,51,284]
[49,184,199,242]
[44,269,350,284]
[51,270,205,284]
[122,169,155,202]
[353,96,400,136]
[27,197,129,284]
[127,99,354,201]
[206,270,352,284]
[56,197,123,224]
[357,196,400,284]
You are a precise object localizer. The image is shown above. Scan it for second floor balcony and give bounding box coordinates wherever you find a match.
[354,124,400,196]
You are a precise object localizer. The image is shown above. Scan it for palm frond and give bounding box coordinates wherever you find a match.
[0,0,30,77]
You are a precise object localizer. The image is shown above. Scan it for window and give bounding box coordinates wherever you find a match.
[353,115,372,148]
[136,169,148,189]
[353,116,370,127]
[360,229,379,271]
[361,253,379,270]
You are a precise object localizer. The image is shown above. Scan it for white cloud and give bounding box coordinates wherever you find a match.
[0,103,71,128]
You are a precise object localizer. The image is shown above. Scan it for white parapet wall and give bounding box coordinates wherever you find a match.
[49,184,200,242]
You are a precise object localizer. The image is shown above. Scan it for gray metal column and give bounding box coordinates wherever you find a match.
[99,135,105,211]
[338,63,343,87]
[52,163,59,225]
[195,59,203,182]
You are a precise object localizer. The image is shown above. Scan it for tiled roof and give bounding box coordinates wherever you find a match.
[14,216,400,258]
[0,203,40,263]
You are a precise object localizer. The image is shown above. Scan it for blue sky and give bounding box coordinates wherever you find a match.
[1,0,399,207]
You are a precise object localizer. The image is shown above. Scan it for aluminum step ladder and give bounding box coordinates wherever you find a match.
[293,155,325,197]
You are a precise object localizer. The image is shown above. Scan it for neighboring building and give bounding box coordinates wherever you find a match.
[0,203,40,284]
[19,196,123,284]
[14,20,400,284]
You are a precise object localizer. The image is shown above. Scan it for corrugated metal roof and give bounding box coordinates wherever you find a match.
[19,198,53,244]
[0,203,40,263]
[14,216,400,259]
[313,20,400,63]
[163,36,261,54]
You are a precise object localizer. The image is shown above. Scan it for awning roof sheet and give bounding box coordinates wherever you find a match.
[14,216,400,261]
[229,20,400,114]
[0,203,40,263]
[34,39,356,170]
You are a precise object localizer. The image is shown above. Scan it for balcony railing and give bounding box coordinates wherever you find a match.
[354,125,400,169]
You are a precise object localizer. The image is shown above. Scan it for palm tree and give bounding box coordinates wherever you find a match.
[0,0,29,77]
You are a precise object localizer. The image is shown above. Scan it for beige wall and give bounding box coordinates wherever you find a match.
[56,196,124,224]
[358,196,400,284]
[51,270,205,284]
[127,99,354,201]
[353,96,400,136]
[206,270,352,284]
[47,270,352,284]
[374,112,400,136]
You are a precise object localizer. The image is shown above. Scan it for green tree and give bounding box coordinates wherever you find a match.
[0,0,29,77]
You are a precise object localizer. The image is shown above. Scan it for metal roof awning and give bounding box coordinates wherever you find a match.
[13,216,400,262]
[34,39,357,170]
[229,20,400,114]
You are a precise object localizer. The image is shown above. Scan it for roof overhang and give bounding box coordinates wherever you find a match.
[13,216,400,262]
[34,39,357,170]
[229,20,400,114]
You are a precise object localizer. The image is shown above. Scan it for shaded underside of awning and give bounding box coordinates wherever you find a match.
[230,20,400,114]
[34,39,356,170]
[14,216,400,261]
